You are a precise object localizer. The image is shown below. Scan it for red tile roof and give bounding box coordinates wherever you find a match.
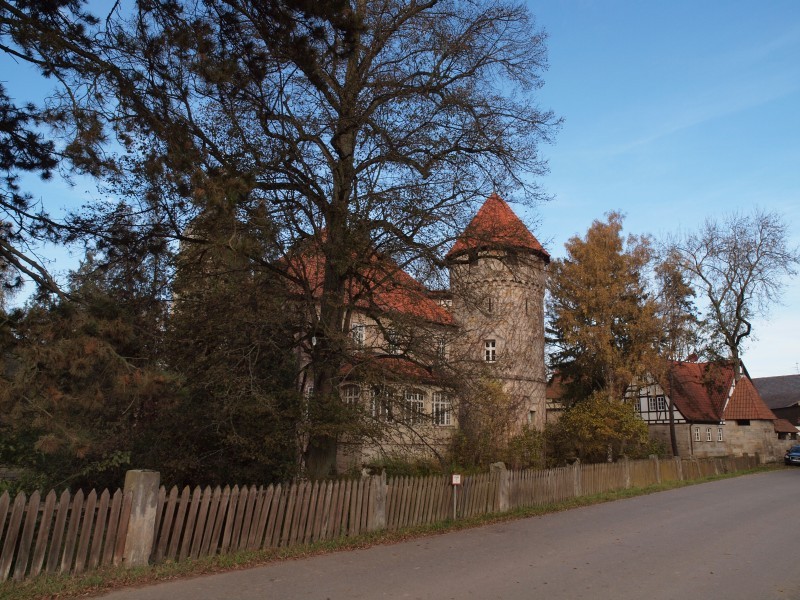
[284,239,454,326]
[666,361,776,423]
[724,375,776,420]
[341,355,442,385]
[773,418,798,434]
[446,194,550,262]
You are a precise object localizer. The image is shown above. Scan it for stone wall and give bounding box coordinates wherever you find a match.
[648,421,790,462]
[448,249,548,431]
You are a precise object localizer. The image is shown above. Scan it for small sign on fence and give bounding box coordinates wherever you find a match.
[451,474,462,486]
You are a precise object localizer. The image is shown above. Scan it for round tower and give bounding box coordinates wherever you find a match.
[446,194,550,431]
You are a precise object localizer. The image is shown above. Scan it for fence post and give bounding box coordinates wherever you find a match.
[572,459,582,498]
[490,462,509,513]
[622,456,631,489]
[674,456,683,481]
[370,471,387,532]
[650,455,661,484]
[122,470,160,568]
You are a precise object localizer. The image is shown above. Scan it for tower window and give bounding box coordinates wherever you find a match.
[484,339,496,362]
[487,296,494,313]
[351,323,365,348]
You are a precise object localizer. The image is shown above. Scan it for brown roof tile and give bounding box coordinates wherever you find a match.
[723,375,776,421]
[284,239,454,326]
[446,194,550,262]
[666,361,775,423]
[773,418,798,434]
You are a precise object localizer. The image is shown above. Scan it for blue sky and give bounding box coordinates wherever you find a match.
[3,0,798,377]
[521,0,800,377]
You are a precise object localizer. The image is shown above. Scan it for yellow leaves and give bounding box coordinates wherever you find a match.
[34,433,61,454]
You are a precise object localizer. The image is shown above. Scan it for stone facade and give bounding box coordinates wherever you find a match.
[448,249,548,431]
[327,194,550,469]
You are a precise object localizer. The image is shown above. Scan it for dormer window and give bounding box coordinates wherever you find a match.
[485,339,496,362]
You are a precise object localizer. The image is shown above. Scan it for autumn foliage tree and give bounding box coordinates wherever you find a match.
[547,212,661,404]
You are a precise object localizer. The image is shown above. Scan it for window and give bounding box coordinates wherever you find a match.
[432,392,451,426]
[647,395,667,412]
[342,385,360,406]
[694,427,701,442]
[718,427,723,442]
[706,427,712,442]
[371,386,394,422]
[737,419,751,426]
[484,339,496,363]
[487,296,494,313]
[386,329,400,354]
[437,337,447,360]
[404,389,425,424]
[351,323,365,348]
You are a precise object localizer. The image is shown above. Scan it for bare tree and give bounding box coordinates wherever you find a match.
[670,209,800,380]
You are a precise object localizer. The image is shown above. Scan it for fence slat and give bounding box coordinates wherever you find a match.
[30,490,56,578]
[166,486,191,561]
[236,486,256,551]
[101,490,123,566]
[154,486,179,562]
[208,486,231,555]
[178,486,202,561]
[229,486,250,551]
[59,490,84,574]
[112,489,133,567]
[266,484,285,548]
[220,486,240,553]
[73,489,97,574]
[189,487,213,559]
[88,490,110,570]
[246,487,267,550]
[199,486,223,557]
[1,491,27,581]
[11,491,40,581]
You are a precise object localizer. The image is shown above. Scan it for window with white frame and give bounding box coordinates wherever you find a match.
[351,323,365,348]
[647,395,667,411]
[694,427,701,442]
[718,427,723,442]
[342,385,360,406]
[432,392,451,426]
[404,389,425,424]
[706,427,712,441]
[485,339,496,362]
[371,386,394,422]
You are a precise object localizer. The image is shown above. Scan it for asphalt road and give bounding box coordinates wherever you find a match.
[99,469,800,600]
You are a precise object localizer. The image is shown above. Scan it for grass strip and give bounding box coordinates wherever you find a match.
[0,465,779,600]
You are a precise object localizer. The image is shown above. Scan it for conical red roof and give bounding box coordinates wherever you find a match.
[446,194,549,262]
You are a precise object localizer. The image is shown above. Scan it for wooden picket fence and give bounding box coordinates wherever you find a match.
[0,454,761,583]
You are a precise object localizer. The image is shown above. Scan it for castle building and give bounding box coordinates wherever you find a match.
[445,194,550,431]
[305,193,551,470]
